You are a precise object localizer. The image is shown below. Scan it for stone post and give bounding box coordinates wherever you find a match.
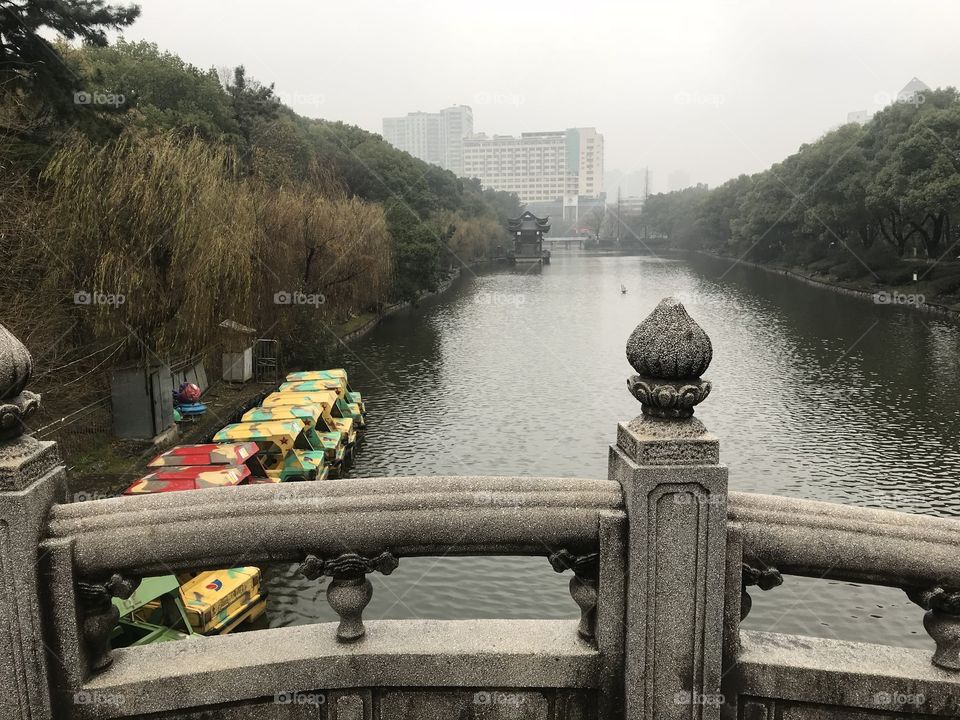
[608,298,729,720]
[0,322,66,719]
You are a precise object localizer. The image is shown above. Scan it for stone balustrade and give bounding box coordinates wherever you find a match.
[0,300,959,719]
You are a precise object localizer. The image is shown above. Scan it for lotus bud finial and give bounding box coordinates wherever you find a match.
[625,298,713,419]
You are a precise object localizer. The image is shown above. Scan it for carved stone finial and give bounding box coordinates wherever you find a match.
[0,323,40,440]
[625,298,712,419]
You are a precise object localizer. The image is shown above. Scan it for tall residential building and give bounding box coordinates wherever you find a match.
[439,105,472,176]
[462,127,604,220]
[381,105,473,173]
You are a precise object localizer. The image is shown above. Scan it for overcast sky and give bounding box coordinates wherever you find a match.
[117,0,956,194]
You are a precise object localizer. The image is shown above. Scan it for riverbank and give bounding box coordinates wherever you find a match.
[332,261,490,344]
[691,250,960,319]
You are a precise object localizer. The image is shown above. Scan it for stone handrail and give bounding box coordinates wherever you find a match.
[39,475,628,718]
[730,491,960,587]
[45,476,623,576]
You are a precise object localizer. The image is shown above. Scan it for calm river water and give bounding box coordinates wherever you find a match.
[265,249,960,650]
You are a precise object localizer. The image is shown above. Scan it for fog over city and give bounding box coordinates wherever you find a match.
[120,0,956,193]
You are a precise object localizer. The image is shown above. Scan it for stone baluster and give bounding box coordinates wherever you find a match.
[608,298,728,720]
[301,551,399,642]
[77,574,140,671]
[548,549,600,640]
[906,586,960,670]
[0,322,67,719]
[740,559,783,620]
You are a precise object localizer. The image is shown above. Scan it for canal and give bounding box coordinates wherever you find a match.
[265,248,960,650]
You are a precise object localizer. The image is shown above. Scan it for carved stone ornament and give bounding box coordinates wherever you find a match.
[299,551,398,642]
[625,298,712,419]
[77,574,140,672]
[906,586,960,670]
[299,551,399,580]
[549,549,600,640]
[0,323,40,440]
[740,559,783,620]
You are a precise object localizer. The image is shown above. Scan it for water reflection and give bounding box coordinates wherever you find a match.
[267,249,960,650]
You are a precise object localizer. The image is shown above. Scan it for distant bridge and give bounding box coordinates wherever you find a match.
[543,236,585,248]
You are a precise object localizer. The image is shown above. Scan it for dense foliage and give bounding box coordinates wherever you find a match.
[638,90,960,282]
[1,7,519,392]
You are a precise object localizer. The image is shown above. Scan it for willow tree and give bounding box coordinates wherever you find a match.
[41,131,257,355]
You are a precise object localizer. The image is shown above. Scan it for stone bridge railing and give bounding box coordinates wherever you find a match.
[1,300,959,719]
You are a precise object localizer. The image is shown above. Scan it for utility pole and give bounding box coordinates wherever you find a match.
[617,186,622,246]
[643,168,650,241]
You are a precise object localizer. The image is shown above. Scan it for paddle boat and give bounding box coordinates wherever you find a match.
[278,380,365,427]
[121,442,269,494]
[177,567,267,635]
[112,576,192,646]
[212,419,329,482]
[122,464,250,494]
[261,391,357,452]
[242,404,347,476]
[285,369,365,414]
[115,443,268,645]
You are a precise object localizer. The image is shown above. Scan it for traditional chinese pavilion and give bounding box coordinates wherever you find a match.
[507,211,551,264]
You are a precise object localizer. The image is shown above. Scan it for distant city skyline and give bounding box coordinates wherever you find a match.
[381,104,604,218]
[116,0,958,189]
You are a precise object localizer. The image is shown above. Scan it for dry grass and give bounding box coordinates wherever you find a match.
[1,128,394,421]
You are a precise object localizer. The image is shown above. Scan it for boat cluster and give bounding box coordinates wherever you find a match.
[111,369,366,645]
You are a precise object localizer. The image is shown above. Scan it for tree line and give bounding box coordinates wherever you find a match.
[1,1,520,413]
[636,88,960,282]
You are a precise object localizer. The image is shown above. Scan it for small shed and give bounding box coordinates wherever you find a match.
[111,363,174,440]
[219,320,257,383]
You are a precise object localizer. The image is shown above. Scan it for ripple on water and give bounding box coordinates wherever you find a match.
[266,251,960,650]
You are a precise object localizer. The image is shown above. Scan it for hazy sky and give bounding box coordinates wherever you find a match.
[117,0,956,193]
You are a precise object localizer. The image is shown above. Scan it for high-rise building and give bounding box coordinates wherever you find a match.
[439,106,472,176]
[381,105,473,173]
[462,127,604,220]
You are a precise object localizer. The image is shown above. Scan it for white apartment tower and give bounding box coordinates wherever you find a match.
[381,106,473,173]
[462,127,604,217]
